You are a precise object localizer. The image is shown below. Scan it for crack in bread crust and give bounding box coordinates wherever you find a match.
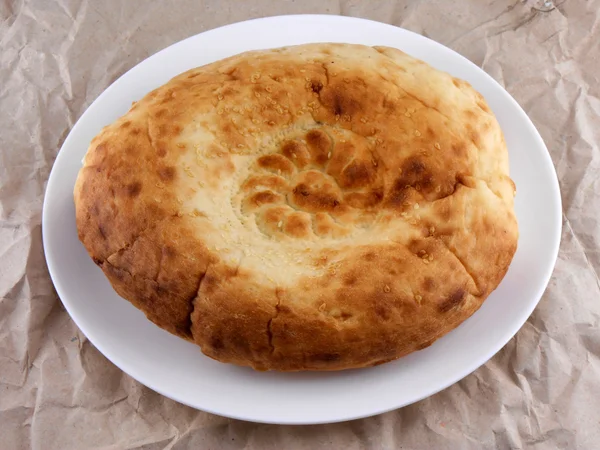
[267,289,283,355]
[187,272,207,338]
[74,43,518,371]
[100,213,180,268]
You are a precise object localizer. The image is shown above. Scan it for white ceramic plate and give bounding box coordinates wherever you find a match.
[42,15,561,424]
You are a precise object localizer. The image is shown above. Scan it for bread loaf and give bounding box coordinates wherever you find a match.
[74,43,518,371]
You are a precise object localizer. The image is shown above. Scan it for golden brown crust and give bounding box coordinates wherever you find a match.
[74,43,518,371]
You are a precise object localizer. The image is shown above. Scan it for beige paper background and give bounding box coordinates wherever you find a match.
[1,1,599,448]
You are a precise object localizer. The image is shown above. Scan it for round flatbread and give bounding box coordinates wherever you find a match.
[74,43,518,371]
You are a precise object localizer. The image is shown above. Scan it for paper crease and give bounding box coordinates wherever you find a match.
[1,1,599,448]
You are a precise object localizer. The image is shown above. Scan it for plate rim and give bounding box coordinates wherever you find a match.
[42,14,562,424]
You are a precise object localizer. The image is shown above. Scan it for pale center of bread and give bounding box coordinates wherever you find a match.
[176,122,419,284]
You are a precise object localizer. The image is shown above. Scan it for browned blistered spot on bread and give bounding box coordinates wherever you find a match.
[439,288,466,313]
[156,145,167,157]
[158,166,176,182]
[339,160,374,189]
[425,126,436,140]
[252,190,280,205]
[311,352,341,362]
[375,302,391,320]
[284,212,311,238]
[305,129,331,165]
[125,181,142,197]
[291,183,340,212]
[400,158,433,190]
[343,272,358,286]
[210,336,225,350]
[363,251,376,262]
[245,191,283,211]
[423,277,436,292]
[154,108,168,119]
[321,81,364,117]
[281,140,311,168]
[310,80,323,94]
[386,181,411,208]
[258,154,295,176]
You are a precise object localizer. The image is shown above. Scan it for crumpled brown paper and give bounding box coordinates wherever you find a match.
[1,0,599,448]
